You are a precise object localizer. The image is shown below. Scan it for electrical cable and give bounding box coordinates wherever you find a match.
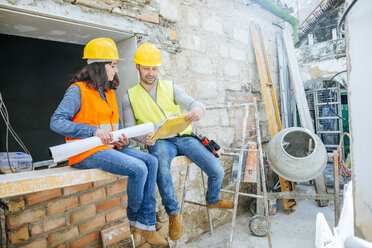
[337,0,359,35]
[0,92,32,173]
[324,70,348,120]
[338,132,352,177]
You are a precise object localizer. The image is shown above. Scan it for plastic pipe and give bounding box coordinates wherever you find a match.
[49,122,154,163]
[256,0,300,44]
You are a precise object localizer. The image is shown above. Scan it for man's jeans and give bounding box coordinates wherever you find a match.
[148,136,224,215]
[73,147,158,230]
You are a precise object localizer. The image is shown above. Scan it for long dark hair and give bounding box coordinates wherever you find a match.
[69,62,119,91]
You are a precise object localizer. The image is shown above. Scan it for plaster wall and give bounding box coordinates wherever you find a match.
[346,0,372,242]
[296,39,346,84]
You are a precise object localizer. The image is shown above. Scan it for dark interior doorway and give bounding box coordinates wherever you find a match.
[0,34,85,162]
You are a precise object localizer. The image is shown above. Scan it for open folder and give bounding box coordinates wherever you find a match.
[150,114,191,141]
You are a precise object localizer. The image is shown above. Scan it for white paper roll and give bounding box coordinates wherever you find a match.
[49,122,154,163]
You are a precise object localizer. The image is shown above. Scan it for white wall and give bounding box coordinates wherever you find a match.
[346,0,372,241]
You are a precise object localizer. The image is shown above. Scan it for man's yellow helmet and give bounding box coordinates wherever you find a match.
[133,43,162,66]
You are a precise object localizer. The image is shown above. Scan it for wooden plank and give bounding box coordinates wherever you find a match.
[250,23,296,212]
[282,25,329,207]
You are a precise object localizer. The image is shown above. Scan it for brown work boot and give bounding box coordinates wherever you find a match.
[169,213,183,241]
[156,221,163,231]
[207,199,234,209]
[131,226,168,245]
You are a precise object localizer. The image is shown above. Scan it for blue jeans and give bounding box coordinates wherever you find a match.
[73,147,158,230]
[148,137,224,215]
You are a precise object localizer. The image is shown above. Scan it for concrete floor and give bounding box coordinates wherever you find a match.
[181,185,336,248]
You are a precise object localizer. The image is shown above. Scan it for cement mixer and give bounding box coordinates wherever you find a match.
[267,127,327,182]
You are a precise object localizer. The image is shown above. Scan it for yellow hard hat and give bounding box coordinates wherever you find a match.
[83,37,123,61]
[133,43,162,66]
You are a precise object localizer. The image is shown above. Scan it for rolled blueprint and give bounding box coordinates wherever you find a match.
[49,122,154,163]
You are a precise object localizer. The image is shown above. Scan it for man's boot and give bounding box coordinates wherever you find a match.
[131,226,168,245]
[169,213,183,241]
[206,199,234,209]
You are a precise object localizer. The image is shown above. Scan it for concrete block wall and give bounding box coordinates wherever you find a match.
[1,178,132,248]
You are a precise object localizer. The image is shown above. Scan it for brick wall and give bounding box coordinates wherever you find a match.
[1,178,134,248]
[225,92,260,148]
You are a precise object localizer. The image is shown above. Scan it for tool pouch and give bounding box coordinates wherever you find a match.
[183,133,220,158]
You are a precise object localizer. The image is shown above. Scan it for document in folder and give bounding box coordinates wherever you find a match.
[150,114,191,141]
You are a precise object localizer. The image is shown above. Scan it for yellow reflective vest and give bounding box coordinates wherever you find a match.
[128,80,192,136]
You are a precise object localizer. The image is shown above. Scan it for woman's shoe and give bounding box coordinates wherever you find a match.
[131,226,168,245]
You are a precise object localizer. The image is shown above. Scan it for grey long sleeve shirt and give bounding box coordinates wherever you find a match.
[122,80,205,143]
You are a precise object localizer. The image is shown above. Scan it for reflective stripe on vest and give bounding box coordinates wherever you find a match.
[66,81,119,165]
[128,80,192,136]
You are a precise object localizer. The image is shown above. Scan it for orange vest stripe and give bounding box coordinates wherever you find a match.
[66,81,119,165]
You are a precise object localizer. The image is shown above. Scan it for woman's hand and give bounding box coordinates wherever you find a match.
[95,128,113,145]
[145,132,156,146]
[113,133,129,147]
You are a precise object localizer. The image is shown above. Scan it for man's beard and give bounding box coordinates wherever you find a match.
[140,74,156,85]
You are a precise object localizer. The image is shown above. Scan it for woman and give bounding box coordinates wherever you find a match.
[50,38,167,245]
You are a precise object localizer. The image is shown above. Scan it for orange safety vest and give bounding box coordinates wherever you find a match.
[66,81,119,165]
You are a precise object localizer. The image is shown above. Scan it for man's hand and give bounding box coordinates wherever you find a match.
[113,133,129,147]
[185,107,204,122]
[95,128,113,145]
[145,132,156,146]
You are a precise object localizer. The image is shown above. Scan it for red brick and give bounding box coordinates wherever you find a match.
[69,204,96,224]
[101,222,130,246]
[169,29,176,40]
[90,243,103,248]
[48,226,79,247]
[107,180,127,196]
[47,196,78,216]
[27,189,62,206]
[121,194,128,205]
[18,238,47,248]
[139,12,160,24]
[64,183,92,195]
[7,206,46,229]
[69,231,97,248]
[8,226,29,244]
[31,217,66,236]
[4,196,25,212]
[80,214,106,234]
[106,207,126,223]
[80,188,106,205]
[56,244,67,248]
[97,222,119,240]
[92,178,116,187]
[97,196,120,213]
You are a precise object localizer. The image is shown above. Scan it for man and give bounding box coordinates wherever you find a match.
[122,43,233,241]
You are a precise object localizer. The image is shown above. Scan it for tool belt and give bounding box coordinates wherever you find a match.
[182,133,220,158]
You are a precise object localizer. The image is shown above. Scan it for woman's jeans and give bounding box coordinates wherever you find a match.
[74,147,158,230]
[148,136,224,215]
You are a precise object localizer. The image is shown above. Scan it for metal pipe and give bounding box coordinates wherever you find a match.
[255,0,300,44]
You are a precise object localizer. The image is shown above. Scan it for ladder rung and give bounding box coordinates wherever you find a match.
[315,102,340,106]
[220,189,264,199]
[317,131,342,134]
[317,116,340,120]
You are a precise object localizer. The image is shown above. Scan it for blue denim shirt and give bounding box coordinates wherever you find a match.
[50,85,122,139]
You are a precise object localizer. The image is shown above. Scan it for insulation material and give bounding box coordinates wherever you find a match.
[49,123,154,163]
[315,182,354,248]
